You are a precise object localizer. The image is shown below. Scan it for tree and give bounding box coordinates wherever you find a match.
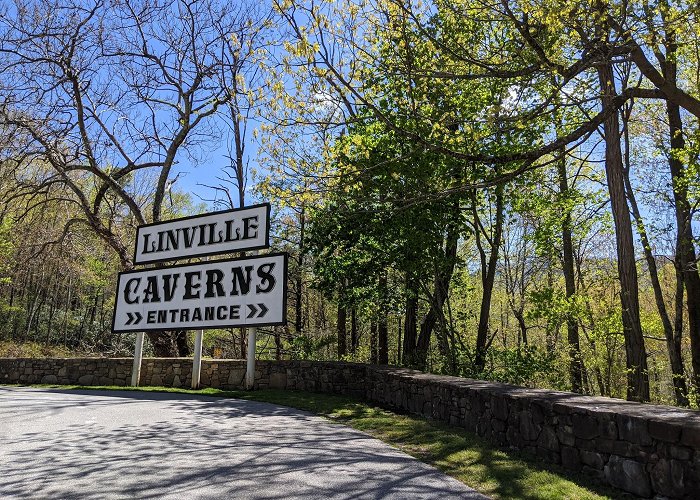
[0,0,269,355]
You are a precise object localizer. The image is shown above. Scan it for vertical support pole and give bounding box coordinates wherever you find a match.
[192,254,207,390]
[246,327,257,390]
[192,329,203,389]
[245,248,259,391]
[131,331,144,387]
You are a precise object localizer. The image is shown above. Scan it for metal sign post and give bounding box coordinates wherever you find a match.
[191,256,208,390]
[245,249,259,390]
[245,326,257,390]
[131,331,144,387]
[192,329,203,389]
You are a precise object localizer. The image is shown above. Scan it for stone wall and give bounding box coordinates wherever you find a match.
[0,357,132,386]
[1,357,698,498]
[365,367,700,499]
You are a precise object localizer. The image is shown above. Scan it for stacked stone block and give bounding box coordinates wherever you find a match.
[0,358,131,386]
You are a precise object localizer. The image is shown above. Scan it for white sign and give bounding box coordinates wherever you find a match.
[133,204,270,264]
[112,253,287,333]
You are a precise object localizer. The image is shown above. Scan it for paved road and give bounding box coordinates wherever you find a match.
[0,387,487,499]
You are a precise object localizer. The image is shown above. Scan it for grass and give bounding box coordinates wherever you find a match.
[0,341,93,358]
[24,384,627,500]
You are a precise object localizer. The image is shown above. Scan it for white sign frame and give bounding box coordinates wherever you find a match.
[132,203,270,265]
[113,253,287,333]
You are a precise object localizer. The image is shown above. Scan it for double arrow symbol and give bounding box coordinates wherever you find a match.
[247,303,269,319]
[125,312,143,325]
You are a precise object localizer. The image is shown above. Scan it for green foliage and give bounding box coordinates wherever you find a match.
[288,333,336,360]
[527,288,587,336]
[485,346,558,387]
[0,218,14,285]
[456,343,559,388]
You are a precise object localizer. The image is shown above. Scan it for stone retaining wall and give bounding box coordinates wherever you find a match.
[0,357,133,386]
[1,357,698,498]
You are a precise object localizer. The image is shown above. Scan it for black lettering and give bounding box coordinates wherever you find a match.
[162,273,180,302]
[165,229,180,251]
[216,305,227,320]
[157,310,167,323]
[124,278,141,304]
[224,219,240,242]
[256,263,276,293]
[182,226,197,248]
[204,307,214,321]
[169,309,178,322]
[143,276,161,303]
[147,311,156,323]
[180,309,190,322]
[157,231,166,252]
[205,269,225,298]
[242,216,259,240]
[183,271,201,299]
[230,266,253,295]
[198,224,207,246]
[208,223,223,245]
[192,308,202,322]
[229,305,240,320]
[142,233,154,254]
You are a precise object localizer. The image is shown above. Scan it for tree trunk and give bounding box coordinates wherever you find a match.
[474,184,505,373]
[666,99,700,394]
[147,331,179,357]
[651,0,700,397]
[175,330,191,357]
[397,316,402,364]
[402,275,418,366]
[622,105,688,406]
[597,61,650,402]
[45,274,59,347]
[62,276,73,347]
[674,265,687,399]
[337,303,347,358]
[416,227,459,369]
[377,273,389,364]
[370,319,378,364]
[514,310,528,346]
[350,308,358,354]
[274,327,282,361]
[558,155,584,393]
[295,206,305,334]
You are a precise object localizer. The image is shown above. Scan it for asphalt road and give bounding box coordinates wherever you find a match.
[0,387,487,499]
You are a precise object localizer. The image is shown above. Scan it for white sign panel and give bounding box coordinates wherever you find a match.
[133,203,270,264]
[112,253,287,333]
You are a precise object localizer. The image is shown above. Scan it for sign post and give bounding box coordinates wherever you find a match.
[191,256,209,390]
[131,331,144,387]
[114,203,286,391]
[246,326,256,390]
[245,250,259,390]
[192,329,203,389]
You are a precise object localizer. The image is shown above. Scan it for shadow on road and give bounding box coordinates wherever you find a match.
[0,387,485,499]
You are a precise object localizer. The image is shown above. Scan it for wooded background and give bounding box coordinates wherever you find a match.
[1,0,700,407]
